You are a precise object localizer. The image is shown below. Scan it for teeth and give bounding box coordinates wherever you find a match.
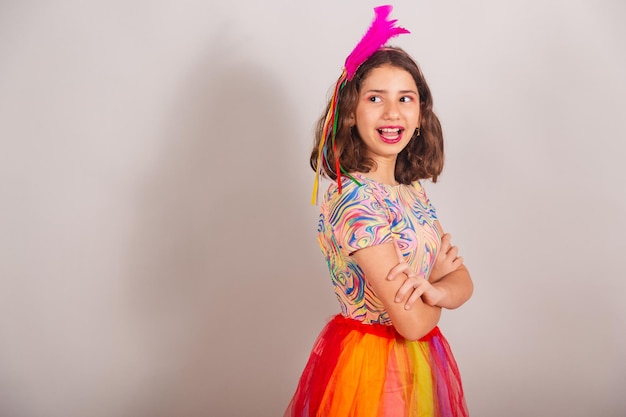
[380,128,400,133]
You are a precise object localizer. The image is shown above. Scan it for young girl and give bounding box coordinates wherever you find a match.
[285,6,473,416]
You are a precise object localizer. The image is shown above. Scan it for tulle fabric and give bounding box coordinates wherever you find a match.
[284,315,468,417]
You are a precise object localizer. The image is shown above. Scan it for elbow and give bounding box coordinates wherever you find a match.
[401,331,423,342]
[400,326,437,342]
[394,309,441,341]
[465,270,475,301]
[460,277,475,307]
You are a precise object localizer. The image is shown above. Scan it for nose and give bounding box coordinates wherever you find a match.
[383,101,400,120]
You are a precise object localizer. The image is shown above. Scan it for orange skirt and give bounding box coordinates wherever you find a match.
[284,315,468,417]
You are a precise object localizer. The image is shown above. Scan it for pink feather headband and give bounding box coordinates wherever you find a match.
[312,5,410,205]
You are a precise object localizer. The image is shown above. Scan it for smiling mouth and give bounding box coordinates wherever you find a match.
[377,127,404,144]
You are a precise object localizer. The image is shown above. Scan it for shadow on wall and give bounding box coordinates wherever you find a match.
[124,45,324,417]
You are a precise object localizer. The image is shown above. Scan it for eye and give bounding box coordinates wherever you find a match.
[400,96,413,103]
[368,96,382,103]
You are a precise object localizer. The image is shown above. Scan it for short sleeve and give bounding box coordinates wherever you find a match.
[416,180,438,221]
[326,184,392,256]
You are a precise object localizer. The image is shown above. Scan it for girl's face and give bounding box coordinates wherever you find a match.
[353,64,421,164]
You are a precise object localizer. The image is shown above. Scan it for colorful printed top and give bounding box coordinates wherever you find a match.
[318,173,441,325]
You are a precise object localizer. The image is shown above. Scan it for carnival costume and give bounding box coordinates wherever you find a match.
[286,6,469,416]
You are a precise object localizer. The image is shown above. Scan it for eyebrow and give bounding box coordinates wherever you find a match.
[363,89,418,95]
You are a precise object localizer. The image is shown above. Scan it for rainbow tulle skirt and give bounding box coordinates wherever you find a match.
[284,315,468,417]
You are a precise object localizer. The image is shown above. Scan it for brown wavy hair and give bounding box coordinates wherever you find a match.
[310,47,444,184]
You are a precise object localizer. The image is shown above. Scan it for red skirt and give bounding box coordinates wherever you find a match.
[284,315,468,417]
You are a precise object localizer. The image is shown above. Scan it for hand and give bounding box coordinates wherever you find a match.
[429,233,463,283]
[387,239,445,309]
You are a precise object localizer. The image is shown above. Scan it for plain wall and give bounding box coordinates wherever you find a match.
[1,1,625,416]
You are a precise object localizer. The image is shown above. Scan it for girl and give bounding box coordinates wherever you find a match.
[285,6,473,416]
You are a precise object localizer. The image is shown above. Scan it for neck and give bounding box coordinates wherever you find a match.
[365,157,398,186]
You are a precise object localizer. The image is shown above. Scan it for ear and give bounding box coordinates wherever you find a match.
[348,113,356,127]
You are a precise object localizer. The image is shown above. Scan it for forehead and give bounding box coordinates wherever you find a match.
[360,64,417,90]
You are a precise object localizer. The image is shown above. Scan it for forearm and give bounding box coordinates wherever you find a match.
[353,242,442,341]
[391,298,442,341]
[411,302,442,338]
[431,265,473,309]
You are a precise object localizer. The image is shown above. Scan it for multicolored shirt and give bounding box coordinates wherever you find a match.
[318,173,441,325]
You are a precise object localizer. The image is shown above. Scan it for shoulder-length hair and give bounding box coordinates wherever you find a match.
[310,47,444,184]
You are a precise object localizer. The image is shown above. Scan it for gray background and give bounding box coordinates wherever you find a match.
[1,1,625,416]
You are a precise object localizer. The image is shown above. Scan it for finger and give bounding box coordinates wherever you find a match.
[387,262,411,281]
[447,245,459,259]
[395,278,418,302]
[404,282,426,309]
[440,233,452,253]
[451,256,464,269]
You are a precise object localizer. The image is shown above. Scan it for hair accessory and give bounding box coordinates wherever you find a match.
[312,5,410,205]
